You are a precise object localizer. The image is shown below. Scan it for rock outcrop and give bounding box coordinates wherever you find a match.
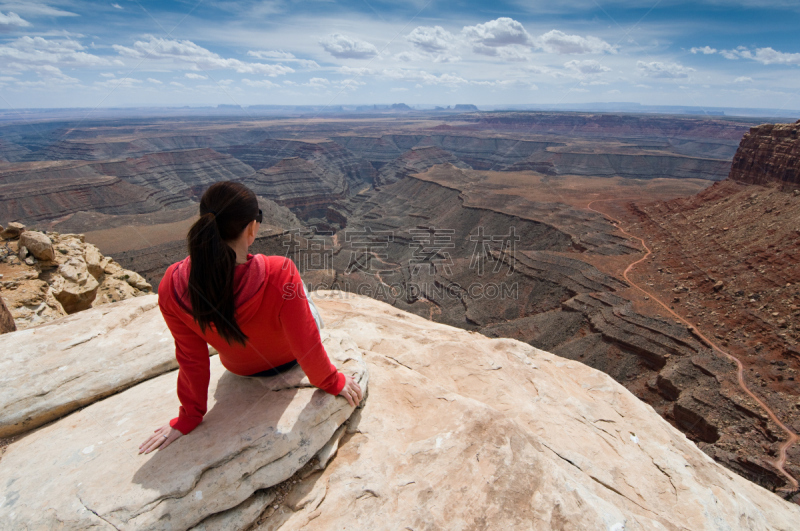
[0,294,14,334]
[0,291,797,530]
[729,120,800,190]
[0,316,367,530]
[0,231,151,329]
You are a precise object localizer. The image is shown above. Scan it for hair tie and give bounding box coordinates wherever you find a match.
[208,210,217,217]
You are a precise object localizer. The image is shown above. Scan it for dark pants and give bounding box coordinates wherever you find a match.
[247,359,299,377]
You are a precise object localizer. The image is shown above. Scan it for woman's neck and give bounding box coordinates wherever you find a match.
[228,238,250,264]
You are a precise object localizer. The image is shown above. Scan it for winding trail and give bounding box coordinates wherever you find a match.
[587,199,799,492]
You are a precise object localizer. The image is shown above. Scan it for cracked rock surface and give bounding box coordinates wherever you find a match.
[0,295,179,438]
[0,324,367,530]
[255,291,800,530]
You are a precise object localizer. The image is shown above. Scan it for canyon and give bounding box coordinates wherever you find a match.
[1,111,798,504]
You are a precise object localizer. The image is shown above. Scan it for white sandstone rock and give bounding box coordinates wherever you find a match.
[19,231,55,261]
[0,326,368,530]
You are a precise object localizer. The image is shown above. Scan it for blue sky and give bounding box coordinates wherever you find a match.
[0,0,799,110]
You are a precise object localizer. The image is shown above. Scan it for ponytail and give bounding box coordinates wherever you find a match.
[186,181,259,345]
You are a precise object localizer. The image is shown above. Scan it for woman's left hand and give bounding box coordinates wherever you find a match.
[139,424,183,455]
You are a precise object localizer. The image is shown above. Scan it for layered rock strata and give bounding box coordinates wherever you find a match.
[729,120,800,190]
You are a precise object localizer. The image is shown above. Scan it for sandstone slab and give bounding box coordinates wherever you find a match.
[0,328,368,530]
[0,295,178,437]
[257,292,800,530]
[18,231,54,261]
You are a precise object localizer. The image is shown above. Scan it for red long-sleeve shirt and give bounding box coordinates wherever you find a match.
[158,254,346,435]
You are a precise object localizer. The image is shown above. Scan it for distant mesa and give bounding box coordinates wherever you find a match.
[453,104,479,112]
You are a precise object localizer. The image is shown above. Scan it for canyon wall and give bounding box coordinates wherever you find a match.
[729,120,800,189]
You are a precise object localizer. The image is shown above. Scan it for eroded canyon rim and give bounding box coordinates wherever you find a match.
[1,110,798,501]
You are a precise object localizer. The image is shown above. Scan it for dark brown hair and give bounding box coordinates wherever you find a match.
[187,181,259,345]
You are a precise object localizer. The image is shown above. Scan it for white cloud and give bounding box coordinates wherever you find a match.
[690,46,717,54]
[306,76,329,88]
[390,87,408,92]
[95,77,141,89]
[242,78,279,88]
[0,3,77,17]
[536,30,616,54]
[169,81,185,87]
[734,76,753,83]
[737,46,800,65]
[246,50,319,69]
[185,72,207,79]
[113,37,295,75]
[146,77,162,84]
[320,34,378,59]
[407,26,456,53]
[0,11,29,27]
[564,59,610,75]
[462,18,532,51]
[111,3,122,9]
[0,36,109,66]
[100,72,115,78]
[637,60,694,78]
[381,68,469,86]
[337,65,373,76]
[14,63,78,82]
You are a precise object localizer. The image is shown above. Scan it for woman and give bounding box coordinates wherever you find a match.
[139,181,362,454]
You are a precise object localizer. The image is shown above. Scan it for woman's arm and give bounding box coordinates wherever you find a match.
[278,259,347,396]
[139,293,210,454]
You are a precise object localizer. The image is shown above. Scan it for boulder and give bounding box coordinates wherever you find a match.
[51,256,100,312]
[0,296,178,438]
[83,242,109,279]
[255,292,800,530]
[114,268,152,291]
[0,221,24,239]
[18,231,55,261]
[0,294,15,334]
[0,327,368,530]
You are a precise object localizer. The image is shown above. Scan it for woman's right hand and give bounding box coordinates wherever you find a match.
[338,374,363,407]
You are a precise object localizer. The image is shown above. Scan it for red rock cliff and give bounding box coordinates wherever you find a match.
[729,120,800,189]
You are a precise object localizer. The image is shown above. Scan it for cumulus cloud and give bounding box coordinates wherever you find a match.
[0,3,77,17]
[381,68,469,86]
[564,59,611,75]
[100,72,115,78]
[536,30,616,54]
[113,37,294,75]
[247,50,319,68]
[320,34,378,59]
[95,76,141,89]
[111,3,122,8]
[185,72,207,79]
[242,78,279,88]
[731,46,800,65]
[690,46,717,54]
[407,26,456,53]
[146,77,162,84]
[0,11,29,27]
[637,60,694,78]
[462,18,531,50]
[734,76,753,83]
[0,36,109,66]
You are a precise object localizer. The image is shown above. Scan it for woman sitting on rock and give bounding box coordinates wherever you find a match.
[139,181,362,454]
